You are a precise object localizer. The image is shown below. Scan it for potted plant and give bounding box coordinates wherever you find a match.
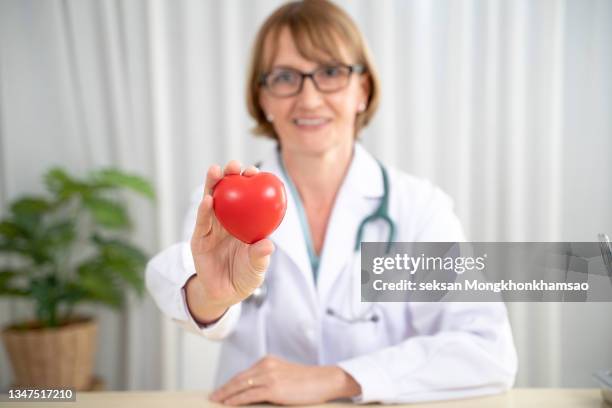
[0,167,154,390]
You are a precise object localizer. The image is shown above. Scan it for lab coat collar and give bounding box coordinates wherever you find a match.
[344,142,385,199]
[257,142,384,305]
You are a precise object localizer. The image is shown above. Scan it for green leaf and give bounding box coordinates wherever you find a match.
[90,169,155,200]
[9,196,51,234]
[24,221,77,265]
[83,196,130,229]
[0,270,29,297]
[61,282,87,305]
[83,239,146,296]
[92,236,146,295]
[76,262,123,308]
[0,220,29,240]
[44,168,72,194]
[108,259,144,295]
[78,276,123,308]
[0,239,29,257]
[0,222,34,257]
[0,269,18,284]
[93,235,148,263]
[42,220,76,248]
[44,167,90,200]
[0,287,30,297]
[22,242,54,265]
[10,196,50,216]
[76,257,105,275]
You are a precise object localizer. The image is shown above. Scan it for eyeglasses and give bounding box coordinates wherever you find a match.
[260,64,365,97]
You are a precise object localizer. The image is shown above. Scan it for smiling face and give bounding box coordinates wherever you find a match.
[259,27,370,156]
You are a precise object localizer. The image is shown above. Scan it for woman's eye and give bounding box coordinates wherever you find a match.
[271,71,296,84]
[321,66,341,77]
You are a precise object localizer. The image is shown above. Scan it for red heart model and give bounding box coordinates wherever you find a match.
[213,172,287,244]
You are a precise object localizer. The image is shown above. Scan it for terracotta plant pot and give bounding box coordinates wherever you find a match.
[1,316,97,390]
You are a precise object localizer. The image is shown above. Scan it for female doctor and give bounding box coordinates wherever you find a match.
[146,0,517,405]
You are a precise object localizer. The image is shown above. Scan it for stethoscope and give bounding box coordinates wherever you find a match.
[246,159,396,324]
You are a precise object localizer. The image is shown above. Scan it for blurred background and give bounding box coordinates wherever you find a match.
[0,0,611,392]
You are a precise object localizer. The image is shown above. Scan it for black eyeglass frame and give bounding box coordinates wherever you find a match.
[259,64,366,97]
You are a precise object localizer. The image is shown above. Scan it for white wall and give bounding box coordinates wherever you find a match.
[0,0,611,391]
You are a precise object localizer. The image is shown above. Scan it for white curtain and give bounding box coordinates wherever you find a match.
[1,0,611,391]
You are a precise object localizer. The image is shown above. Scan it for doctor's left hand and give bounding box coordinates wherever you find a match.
[209,355,361,405]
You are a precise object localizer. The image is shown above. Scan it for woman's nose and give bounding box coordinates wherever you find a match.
[296,76,323,108]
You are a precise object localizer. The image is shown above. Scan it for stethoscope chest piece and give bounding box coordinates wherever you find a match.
[247,283,267,308]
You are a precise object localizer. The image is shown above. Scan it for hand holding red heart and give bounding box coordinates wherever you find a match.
[185,160,286,325]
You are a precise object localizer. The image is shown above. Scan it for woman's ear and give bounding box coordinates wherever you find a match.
[359,73,371,105]
[259,92,273,122]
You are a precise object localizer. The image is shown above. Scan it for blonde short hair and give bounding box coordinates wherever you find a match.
[246,0,381,140]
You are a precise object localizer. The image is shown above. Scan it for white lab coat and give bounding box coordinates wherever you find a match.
[146,142,517,404]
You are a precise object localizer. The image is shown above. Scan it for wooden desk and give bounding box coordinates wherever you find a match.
[0,389,607,408]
